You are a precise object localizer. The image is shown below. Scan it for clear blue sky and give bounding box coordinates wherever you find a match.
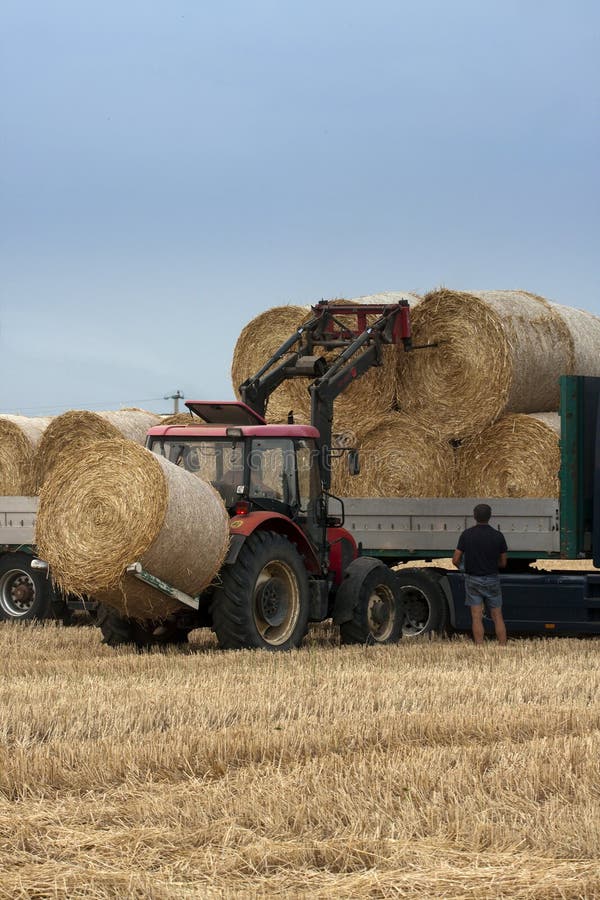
[2,0,598,415]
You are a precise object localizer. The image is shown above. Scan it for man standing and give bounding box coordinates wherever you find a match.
[452,504,508,645]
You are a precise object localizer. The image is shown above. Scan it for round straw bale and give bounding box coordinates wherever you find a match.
[36,439,229,619]
[456,412,561,498]
[34,408,160,489]
[231,305,310,422]
[0,415,52,494]
[352,291,422,305]
[283,293,421,428]
[396,289,584,439]
[159,413,199,426]
[333,413,455,498]
[551,303,600,376]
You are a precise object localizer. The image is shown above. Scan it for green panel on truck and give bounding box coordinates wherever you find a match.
[560,375,583,559]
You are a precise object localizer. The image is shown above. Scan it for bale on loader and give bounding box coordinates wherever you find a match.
[35,439,230,619]
[456,412,561,498]
[0,415,51,494]
[396,289,600,439]
[281,293,422,429]
[34,408,160,489]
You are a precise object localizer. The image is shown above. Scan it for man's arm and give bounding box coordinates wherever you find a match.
[453,531,466,568]
[498,533,508,569]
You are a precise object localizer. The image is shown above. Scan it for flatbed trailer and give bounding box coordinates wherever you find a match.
[0,497,94,622]
[1,495,597,636]
[1,375,600,638]
[340,375,600,636]
[342,496,600,636]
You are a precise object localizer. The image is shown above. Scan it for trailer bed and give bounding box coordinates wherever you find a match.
[343,498,560,558]
[0,496,37,546]
[0,496,565,560]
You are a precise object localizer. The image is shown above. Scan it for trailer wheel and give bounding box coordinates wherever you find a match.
[97,604,190,649]
[211,531,310,650]
[339,559,404,645]
[395,569,448,637]
[0,554,53,621]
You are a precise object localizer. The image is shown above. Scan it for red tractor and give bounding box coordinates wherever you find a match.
[98,301,414,650]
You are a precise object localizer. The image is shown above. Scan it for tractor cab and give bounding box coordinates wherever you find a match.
[146,405,324,548]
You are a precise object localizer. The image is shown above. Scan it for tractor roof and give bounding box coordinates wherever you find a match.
[147,423,320,440]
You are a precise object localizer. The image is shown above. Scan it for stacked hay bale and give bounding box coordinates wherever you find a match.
[395,289,600,498]
[333,414,456,498]
[233,293,461,498]
[396,289,600,439]
[231,305,310,422]
[456,413,561,498]
[235,289,600,500]
[33,408,160,490]
[36,439,229,619]
[0,415,52,494]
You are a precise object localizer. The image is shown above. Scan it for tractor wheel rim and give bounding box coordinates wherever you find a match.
[0,569,36,617]
[400,586,430,636]
[253,560,300,645]
[367,584,396,641]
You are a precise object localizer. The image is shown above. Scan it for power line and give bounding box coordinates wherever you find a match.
[0,397,168,415]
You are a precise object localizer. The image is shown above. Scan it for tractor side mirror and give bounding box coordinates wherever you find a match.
[348,449,360,476]
[316,495,328,524]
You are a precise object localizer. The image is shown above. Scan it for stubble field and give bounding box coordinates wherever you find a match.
[0,623,599,899]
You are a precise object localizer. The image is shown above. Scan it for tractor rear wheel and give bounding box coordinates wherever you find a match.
[211,531,310,650]
[339,559,404,645]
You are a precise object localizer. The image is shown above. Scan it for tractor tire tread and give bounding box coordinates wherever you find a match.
[211,531,310,650]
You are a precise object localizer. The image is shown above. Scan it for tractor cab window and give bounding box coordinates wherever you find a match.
[249,439,297,508]
[296,439,321,515]
[149,438,244,507]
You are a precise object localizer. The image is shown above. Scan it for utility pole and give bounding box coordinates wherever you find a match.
[164,390,184,414]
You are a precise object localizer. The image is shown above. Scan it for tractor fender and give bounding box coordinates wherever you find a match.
[332,556,386,625]
[224,512,321,574]
[326,526,358,586]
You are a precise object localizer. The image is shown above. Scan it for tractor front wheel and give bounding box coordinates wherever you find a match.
[97,604,190,650]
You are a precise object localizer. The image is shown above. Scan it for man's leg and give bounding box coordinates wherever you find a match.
[470,604,485,645]
[490,607,507,645]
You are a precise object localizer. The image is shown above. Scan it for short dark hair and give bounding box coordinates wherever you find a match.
[474,503,492,523]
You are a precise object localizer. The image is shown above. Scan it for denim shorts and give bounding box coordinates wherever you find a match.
[464,575,503,608]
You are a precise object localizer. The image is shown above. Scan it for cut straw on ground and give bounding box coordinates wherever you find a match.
[0,624,599,897]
